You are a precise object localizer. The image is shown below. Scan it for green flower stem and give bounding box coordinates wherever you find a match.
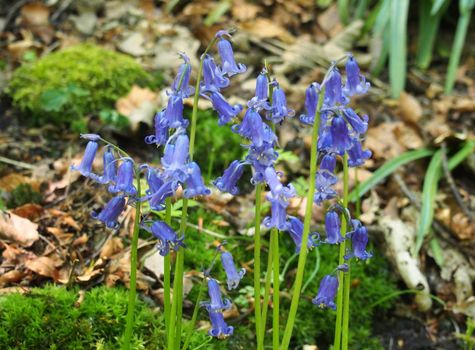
[280,86,325,350]
[341,154,351,350]
[181,279,206,350]
[272,228,280,350]
[254,183,263,350]
[164,198,172,337]
[123,172,142,350]
[260,232,274,343]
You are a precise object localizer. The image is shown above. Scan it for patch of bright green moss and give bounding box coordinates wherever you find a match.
[7,183,42,208]
[7,44,149,126]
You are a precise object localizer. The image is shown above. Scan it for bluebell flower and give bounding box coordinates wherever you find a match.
[201,54,230,92]
[171,53,194,97]
[348,141,372,167]
[209,91,243,126]
[201,278,232,312]
[286,216,319,252]
[80,133,101,141]
[143,166,164,196]
[321,115,353,154]
[246,142,278,183]
[269,83,294,124]
[164,93,189,129]
[145,220,185,256]
[263,193,290,231]
[145,110,169,146]
[343,108,368,135]
[207,310,234,339]
[345,220,372,260]
[162,133,189,182]
[232,108,275,147]
[220,251,246,290]
[108,159,137,196]
[213,160,245,195]
[248,69,271,110]
[300,83,320,125]
[98,146,117,184]
[343,54,370,97]
[324,211,344,244]
[324,68,348,106]
[314,154,338,204]
[183,162,211,198]
[71,141,99,178]
[148,180,178,210]
[216,36,246,77]
[91,196,126,229]
[312,275,339,310]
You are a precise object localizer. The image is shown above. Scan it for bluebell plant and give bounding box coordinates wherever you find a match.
[71,28,373,350]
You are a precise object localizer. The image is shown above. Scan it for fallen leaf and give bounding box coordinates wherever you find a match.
[20,2,54,43]
[398,91,423,124]
[231,0,261,21]
[143,248,164,279]
[72,234,89,247]
[116,85,159,131]
[117,32,147,56]
[240,18,295,43]
[100,237,124,258]
[12,203,44,220]
[0,173,39,192]
[25,256,59,280]
[0,270,25,286]
[0,211,39,246]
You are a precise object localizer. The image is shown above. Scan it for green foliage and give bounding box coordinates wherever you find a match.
[192,108,244,180]
[7,44,149,125]
[7,184,42,208]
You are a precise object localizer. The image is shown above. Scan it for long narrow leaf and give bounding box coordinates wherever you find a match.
[448,140,475,169]
[389,0,409,98]
[445,8,472,93]
[414,150,442,256]
[348,148,434,202]
[338,0,350,25]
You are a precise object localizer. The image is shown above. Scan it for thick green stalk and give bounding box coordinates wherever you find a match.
[334,153,349,350]
[164,198,172,338]
[341,154,351,350]
[260,232,274,343]
[280,87,325,350]
[445,10,472,94]
[181,279,206,350]
[272,228,280,350]
[123,173,142,350]
[254,183,263,350]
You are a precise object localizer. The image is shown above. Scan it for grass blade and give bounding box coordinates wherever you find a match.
[448,140,475,169]
[204,0,231,27]
[338,0,350,25]
[348,148,434,202]
[445,7,473,93]
[389,0,409,98]
[416,0,447,70]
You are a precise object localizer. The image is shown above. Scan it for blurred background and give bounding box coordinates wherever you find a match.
[0,1,474,349]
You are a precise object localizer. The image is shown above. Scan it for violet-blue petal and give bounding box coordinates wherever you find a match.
[164,93,189,129]
[148,180,178,211]
[269,85,294,124]
[171,53,194,97]
[145,110,169,146]
[145,166,164,196]
[343,108,368,135]
[300,83,320,125]
[217,38,246,76]
[348,141,372,167]
[91,196,126,229]
[213,160,245,195]
[208,311,234,339]
[263,194,289,231]
[312,275,339,310]
[343,54,370,97]
[209,91,242,126]
[183,162,211,198]
[324,68,348,106]
[325,211,344,244]
[201,278,232,312]
[220,251,246,290]
[148,220,185,256]
[71,141,99,179]
[98,146,117,184]
[201,54,230,92]
[287,216,319,253]
[108,159,137,196]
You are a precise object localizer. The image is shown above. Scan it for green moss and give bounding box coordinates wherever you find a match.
[7,184,42,208]
[7,44,149,125]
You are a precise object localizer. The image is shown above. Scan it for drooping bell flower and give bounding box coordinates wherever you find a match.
[269,83,294,124]
[91,196,126,229]
[220,251,246,290]
[286,216,319,253]
[345,220,372,260]
[207,310,234,339]
[71,141,99,179]
[232,108,274,147]
[312,275,339,310]
[263,166,283,196]
[164,93,189,129]
[108,159,137,196]
[343,54,370,97]
[201,278,232,312]
[144,166,164,196]
[314,154,338,204]
[201,54,230,92]
[183,162,211,198]
[209,91,243,126]
[216,33,246,77]
[148,180,178,211]
[343,108,368,135]
[263,194,290,231]
[171,52,194,97]
[325,211,344,244]
[347,141,372,168]
[246,142,278,183]
[324,115,353,154]
[300,83,320,125]
[146,220,185,256]
[324,68,348,107]
[248,68,271,110]
[145,110,169,146]
[161,133,189,182]
[98,146,117,184]
[213,160,245,195]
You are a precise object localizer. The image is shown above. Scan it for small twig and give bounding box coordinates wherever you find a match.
[0,156,35,170]
[441,143,474,221]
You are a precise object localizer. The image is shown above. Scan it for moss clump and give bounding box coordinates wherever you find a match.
[7,183,42,208]
[7,44,149,126]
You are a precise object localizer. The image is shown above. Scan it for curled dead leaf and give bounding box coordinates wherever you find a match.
[0,211,39,246]
[100,237,124,258]
[25,256,59,280]
[0,269,25,286]
[398,92,423,124]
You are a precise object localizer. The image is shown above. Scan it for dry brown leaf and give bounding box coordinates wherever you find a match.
[0,173,40,192]
[25,256,59,280]
[72,234,89,247]
[21,2,49,26]
[398,92,423,124]
[100,237,124,258]
[116,85,159,131]
[47,227,73,246]
[0,211,39,246]
[240,18,295,43]
[0,270,25,286]
[12,203,44,220]
[365,122,407,160]
[231,0,261,21]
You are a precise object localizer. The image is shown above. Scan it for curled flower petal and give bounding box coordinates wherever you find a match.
[312,275,339,310]
[348,141,372,168]
[220,251,246,290]
[213,160,245,195]
[145,110,169,146]
[91,196,126,229]
[183,162,211,198]
[201,54,230,92]
[209,91,242,126]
